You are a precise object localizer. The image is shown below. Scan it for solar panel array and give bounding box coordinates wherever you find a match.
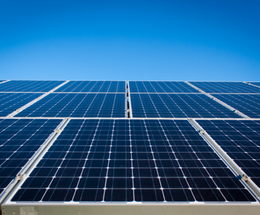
[1,80,260,212]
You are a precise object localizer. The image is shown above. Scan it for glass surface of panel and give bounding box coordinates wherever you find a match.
[11,120,255,202]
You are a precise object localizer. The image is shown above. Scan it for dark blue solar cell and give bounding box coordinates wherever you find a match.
[0,81,65,92]
[131,94,240,118]
[190,82,260,93]
[0,93,42,116]
[213,94,260,118]
[11,119,255,203]
[129,81,198,93]
[55,81,126,92]
[0,119,61,198]
[198,120,260,187]
[16,93,126,117]
[105,189,133,201]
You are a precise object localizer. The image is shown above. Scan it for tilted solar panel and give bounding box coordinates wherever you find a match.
[213,94,260,118]
[189,82,260,93]
[16,93,126,118]
[0,119,61,198]
[0,93,42,117]
[0,81,65,92]
[11,119,256,202]
[55,81,126,92]
[131,93,240,118]
[129,81,198,93]
[198,120,260,187]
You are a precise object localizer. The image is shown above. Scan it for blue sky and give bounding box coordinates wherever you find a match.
[0,0,259,81]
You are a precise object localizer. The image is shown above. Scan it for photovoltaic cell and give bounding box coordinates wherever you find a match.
[16,93,125,118]
[55,81,126,92]
[190,82,260,93]
[213,94,260,118]
[131,94,240,118]
[198,120,260,187]
[0,93,42,117]
[11,119,255,202]
[0,81,64,92]
[129,81,199,93]
[0,119,61,197]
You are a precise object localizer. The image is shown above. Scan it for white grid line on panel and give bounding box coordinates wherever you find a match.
[102,120,115,202]
[143,120,166,202]
[129,120,135,201]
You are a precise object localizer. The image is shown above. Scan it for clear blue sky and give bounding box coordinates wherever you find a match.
[0,0,260,81]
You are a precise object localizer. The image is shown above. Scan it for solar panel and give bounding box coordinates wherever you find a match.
[189,82,260,93]
[0,81,65,92]
[197,120,260,188]
[213,94,260,118]
[0,93,43,117]
[11,119,255,202]
[16,93,126,118]
[129,81,198,93]
[131,93,240,118]
[0,119,61,197]
[55,81,126,92]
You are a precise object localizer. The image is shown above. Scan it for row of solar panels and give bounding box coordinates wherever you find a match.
[0,118,260,203]
[1,92,260,118]
[1,80,260,93]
